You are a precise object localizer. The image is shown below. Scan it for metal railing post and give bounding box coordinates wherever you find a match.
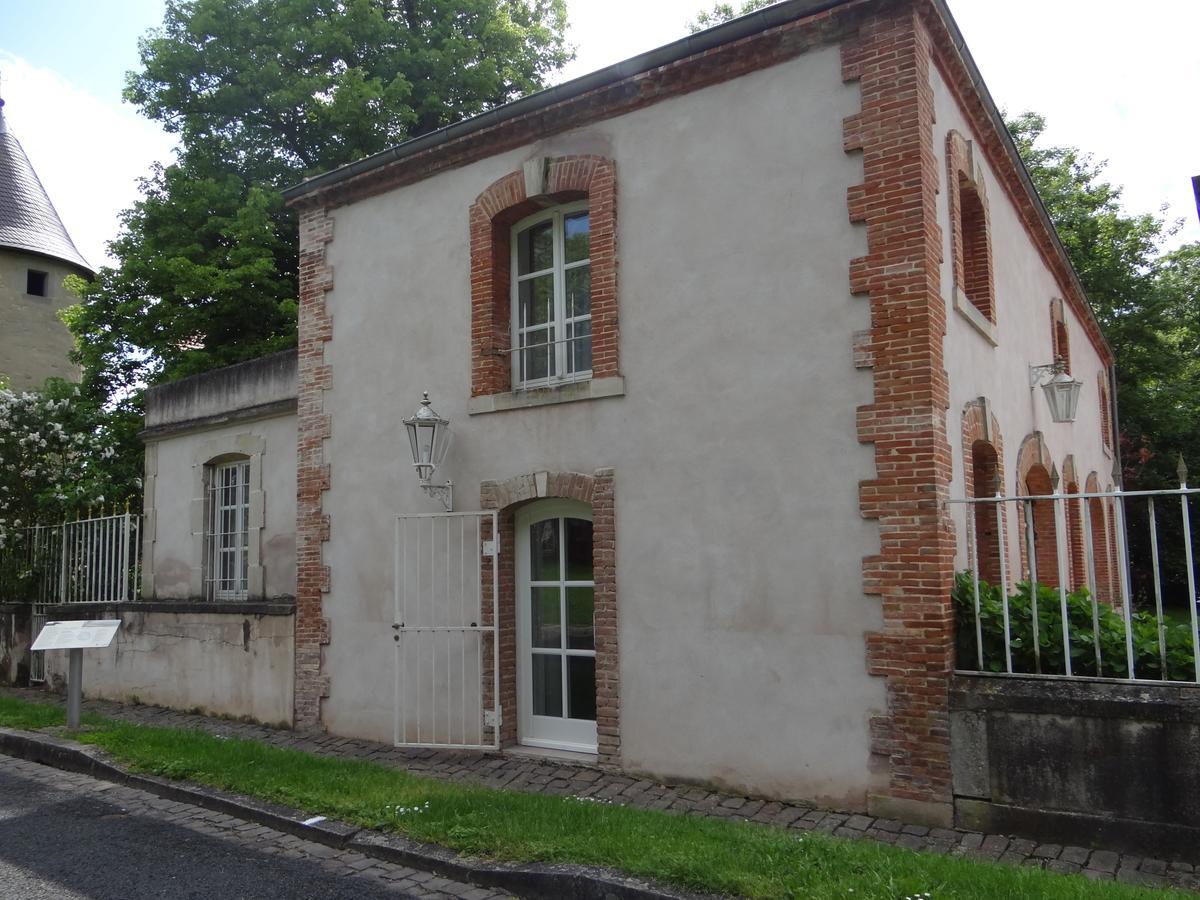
[1024,499,1041,674]
[995,492,1013,673]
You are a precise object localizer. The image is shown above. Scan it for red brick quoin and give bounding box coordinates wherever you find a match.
[294,206,334,729]
[478,470,619,766]
[843,8,956,825]
[469,156,617,397]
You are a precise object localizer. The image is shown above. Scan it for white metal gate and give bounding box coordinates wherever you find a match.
[393,511,499,749]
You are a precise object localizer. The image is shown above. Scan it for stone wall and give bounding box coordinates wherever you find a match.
[950,673,1200,858]
[40,602,295,726]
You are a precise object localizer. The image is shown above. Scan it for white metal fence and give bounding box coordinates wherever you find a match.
[0,512,142,682]
[953,475,1199,683]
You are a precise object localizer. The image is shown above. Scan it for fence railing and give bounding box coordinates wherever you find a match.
[0,513,142,607]
[952,475,1200,683]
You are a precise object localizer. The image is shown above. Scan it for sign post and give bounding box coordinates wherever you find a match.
[31,620,121,729]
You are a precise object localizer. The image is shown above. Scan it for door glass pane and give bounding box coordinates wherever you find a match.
[566,265,590,318]
[518,274,554,327]
[531,587,561,648]
[566,587,594,650]
[568,656,596,721]
[532,653,562,717]
[564,211,590,263]
[529,519,559,581]
[564,518,592,580]
[517,220,553,275]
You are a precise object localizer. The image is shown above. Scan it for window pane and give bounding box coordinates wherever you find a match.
[564,518,592,580]
[566,319,591,375]
[564,212,590,264]
[532,653,563,717]
[519,274,554,327]
[531,586,561,649]
[521,329,555,382]
[567,656,596,721]
[566,587,594,650]
[529,519,559,581]
[566,265,590,318]
[517,220,553,275]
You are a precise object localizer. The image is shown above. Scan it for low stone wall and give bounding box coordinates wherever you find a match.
[40,602,294,727]
[950,673,1200,859]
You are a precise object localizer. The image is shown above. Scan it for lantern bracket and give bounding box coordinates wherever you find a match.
[1028,359,1067,387]
[420,480,453,513]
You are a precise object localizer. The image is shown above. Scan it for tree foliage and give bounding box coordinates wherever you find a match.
[687,0,778,33]
[0,381,135,545]
[1007,112,1200,491]
[68,0,571,407]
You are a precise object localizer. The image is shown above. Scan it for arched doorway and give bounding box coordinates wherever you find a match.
[515,498,597,752]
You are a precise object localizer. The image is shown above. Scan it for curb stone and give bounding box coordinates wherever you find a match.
[0,727,703,900]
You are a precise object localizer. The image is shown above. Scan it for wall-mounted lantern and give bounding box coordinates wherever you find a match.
[403,392,453,511]
[1028,361,1083,424]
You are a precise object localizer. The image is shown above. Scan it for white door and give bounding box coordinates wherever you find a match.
[516,499,597,752]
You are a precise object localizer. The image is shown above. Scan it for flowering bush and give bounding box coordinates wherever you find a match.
[0,379,128,550]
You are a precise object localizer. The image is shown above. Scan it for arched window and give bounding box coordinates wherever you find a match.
[205,455,251,601]
[1050,298,1071,373]
[970,440,1002,584]
[947,131,996,333]
[1024,464,1060,589]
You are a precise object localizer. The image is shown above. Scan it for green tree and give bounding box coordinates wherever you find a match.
[688,0,778,33]
[68,0,571,407]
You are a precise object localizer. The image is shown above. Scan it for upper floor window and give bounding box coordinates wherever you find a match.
[946,131,996,339]
[26,269,47,297]
[468,155,618,406]
[512,203,591,388]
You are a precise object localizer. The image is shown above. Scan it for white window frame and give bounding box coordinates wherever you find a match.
[510,201,592,389]
[205,458,251,601]
[515,499,597,753]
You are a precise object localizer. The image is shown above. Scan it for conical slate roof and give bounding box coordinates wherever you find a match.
[0,98,92,272]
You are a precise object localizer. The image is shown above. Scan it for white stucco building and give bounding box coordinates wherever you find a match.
[126,0,1119,827]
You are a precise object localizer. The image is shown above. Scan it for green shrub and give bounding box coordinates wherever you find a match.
[953,571,1200,681]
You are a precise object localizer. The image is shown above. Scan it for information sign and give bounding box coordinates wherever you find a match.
[31,620,121,652]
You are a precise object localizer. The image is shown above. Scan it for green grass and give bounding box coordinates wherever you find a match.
[0,696,1183,899]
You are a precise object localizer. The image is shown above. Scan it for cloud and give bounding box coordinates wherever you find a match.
[0,51,176,269]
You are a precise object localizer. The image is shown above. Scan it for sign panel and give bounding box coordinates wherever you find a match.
[31,620,121,651]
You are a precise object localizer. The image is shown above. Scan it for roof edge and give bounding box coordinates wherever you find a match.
[281,0,850,204]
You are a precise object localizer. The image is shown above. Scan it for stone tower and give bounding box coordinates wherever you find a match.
[0,91,94,390]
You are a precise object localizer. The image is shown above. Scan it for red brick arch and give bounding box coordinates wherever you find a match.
[1062,455,1085,589]
[961,400,1007,588]
[1015,433,1060,587]
[479,470,619,765]
[469,156,618,397]
[1085,471,1115,603]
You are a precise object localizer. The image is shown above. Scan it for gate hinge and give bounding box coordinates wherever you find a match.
[484,708,502,727]
[482,539,498,557]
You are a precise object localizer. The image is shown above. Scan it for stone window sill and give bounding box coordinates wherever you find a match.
[953,286,998,346]
[468,376,625,415]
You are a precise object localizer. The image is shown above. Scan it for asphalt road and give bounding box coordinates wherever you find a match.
[0,756,508,900]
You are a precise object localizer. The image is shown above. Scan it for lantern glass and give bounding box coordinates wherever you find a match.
[403,393,451,483]
[1041,373,1082,423]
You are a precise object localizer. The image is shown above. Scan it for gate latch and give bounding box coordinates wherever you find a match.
[481,539,498,557]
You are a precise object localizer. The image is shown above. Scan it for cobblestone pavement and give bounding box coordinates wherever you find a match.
[2,687,1194,893]
[0,753,512,900]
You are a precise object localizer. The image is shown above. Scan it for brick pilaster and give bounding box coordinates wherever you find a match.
[843,7,956,824]
[295,206,334,729]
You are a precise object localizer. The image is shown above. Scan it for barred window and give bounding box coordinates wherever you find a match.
[205,458,250,600]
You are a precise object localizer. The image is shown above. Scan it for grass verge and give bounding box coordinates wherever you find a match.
[0,695,1183,899]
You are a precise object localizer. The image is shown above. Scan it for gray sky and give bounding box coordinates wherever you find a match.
[1,0,1196,268]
